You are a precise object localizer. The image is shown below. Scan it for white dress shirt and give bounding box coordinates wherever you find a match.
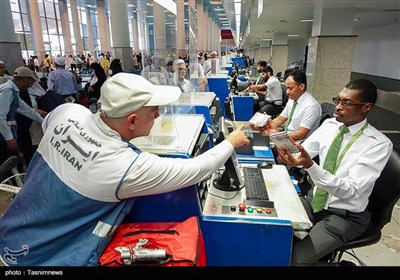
[303,118,393,213]
[280,91,322,140]
[264,76,282,104]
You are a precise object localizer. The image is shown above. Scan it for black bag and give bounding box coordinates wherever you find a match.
[37,90,66,112]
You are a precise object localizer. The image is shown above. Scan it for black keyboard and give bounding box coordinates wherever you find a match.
[242,167,274,208]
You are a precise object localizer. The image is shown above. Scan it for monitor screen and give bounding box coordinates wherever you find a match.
[213,117,244,192]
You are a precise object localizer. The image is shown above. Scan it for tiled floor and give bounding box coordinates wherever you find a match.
[340,200,400,266]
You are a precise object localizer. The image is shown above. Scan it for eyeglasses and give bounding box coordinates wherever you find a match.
[332,97,369,109]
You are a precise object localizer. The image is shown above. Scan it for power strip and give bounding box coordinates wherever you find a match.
[0,184,21,194]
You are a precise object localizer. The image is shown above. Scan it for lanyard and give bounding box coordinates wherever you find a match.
[333,123,368,173]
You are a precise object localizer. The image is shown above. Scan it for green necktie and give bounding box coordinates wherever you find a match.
[312,125,349,213]
[285,100,297,131]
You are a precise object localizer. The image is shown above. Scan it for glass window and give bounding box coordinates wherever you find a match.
[12,12,23,32]
[22,14,30,32]
[24,33,33,50]
[16,33,27,49]
[41,17,48,36]
[82,24,88,38]
[47,18,58,35]
[57,19,62,34]
[55,2,60,19]
[39,2,45,17]
[49,34,60,51]
[44,1,56,19]
[10,0,20,13]
[19,0,27,14]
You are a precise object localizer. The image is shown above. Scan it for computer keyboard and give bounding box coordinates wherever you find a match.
[242,167,274,208]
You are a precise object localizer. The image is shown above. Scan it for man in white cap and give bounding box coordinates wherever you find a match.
[47,56,81,102]
[0,66,44,169]
[0,73,250,266]
[0,60,13,85]
[171,59,195,93]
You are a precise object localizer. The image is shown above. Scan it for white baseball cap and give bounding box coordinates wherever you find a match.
[54,57,65,66]
[99,73,181,118]
[13,66,38,81]
[0,60,5,65]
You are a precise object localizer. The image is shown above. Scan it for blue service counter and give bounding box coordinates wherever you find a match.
[124,163,311,266]
[207,74,230,117]
[126,97,311,266]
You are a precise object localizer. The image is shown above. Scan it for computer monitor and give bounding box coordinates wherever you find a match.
[213,117,244,192]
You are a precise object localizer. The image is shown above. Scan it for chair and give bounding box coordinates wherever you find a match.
[329,145,400,265]
[320,102,335,125]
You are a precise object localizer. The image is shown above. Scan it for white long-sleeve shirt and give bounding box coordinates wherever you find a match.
[303,118,393,213]
[40,103,233,201]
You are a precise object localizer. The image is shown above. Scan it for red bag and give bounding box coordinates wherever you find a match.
[99,216,207,266]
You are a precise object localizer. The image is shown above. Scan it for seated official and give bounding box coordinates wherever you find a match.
[245,66,283,116]
[248,60,267,87]
[250,69,321,143]
[276,79,393,266]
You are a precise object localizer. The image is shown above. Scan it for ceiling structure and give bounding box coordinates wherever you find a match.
[231,0,400,49]
[77,0,399,50]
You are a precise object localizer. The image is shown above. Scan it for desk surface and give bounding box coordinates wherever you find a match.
[174,92,215,107]
[201,164,312,231]
[131,114,205,158]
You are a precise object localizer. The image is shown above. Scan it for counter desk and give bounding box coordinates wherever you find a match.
[124,114,311,266]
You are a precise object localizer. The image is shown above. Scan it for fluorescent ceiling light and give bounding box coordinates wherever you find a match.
[127,4,135,8]
[354,18,360,21]
[210,1,223,4]
[299,19,313,22]
[262,38,272,41]
[214,8,225,12]
[217,13,226,16]
[288,34,299,37]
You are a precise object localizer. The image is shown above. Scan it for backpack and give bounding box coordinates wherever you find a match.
[37,90,66,112]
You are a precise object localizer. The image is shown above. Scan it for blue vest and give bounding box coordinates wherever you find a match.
[0,138,139,266]
[0,104,140,266]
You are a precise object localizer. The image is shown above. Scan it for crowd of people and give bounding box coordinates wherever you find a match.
[0,51,393,267]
